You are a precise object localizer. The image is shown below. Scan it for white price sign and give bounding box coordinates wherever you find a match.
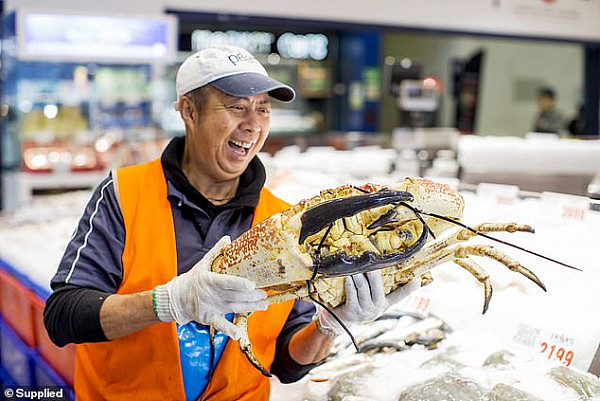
[476,183,519,205]
[540,192,588,222]
[397,293,432,316]
[512,323,593,369]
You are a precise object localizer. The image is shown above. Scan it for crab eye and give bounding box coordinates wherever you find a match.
[398,229,414,241]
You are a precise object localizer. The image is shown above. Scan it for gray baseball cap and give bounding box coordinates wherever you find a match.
[175,45,295,103]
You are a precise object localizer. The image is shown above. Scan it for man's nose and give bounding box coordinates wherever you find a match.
[239,110,263,132]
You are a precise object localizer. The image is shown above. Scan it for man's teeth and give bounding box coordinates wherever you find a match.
[230,140,254,149]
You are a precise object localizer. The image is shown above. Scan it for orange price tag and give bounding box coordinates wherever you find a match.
[561,205,586,221]
[513,324,579,368]
[539,341,575,367]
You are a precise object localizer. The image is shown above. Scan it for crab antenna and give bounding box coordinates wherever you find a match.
[307,280,359,352]
[398,202,437,240]
[308,222,359,351]
[351,185,370,193]
[423,212,582,272]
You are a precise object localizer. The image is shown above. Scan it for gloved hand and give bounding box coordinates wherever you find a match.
[153,236,267,340]
[317,271,421,335]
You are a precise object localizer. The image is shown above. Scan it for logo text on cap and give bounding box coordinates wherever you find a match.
[228,52,256,66]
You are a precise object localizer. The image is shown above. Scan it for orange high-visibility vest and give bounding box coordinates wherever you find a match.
[74,158,294,400]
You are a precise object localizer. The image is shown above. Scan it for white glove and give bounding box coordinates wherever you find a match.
[153,236,267,340]
[317,271,421,335]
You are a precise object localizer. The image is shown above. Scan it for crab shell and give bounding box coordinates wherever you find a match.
[211,177,465,290]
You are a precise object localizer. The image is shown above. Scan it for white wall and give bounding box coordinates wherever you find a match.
[163,0,600,41]
[6,0,600,41]
[477,39,582,136]
[381,33,583,136]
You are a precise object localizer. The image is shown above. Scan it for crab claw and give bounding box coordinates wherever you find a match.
[315,224,429,276]
[367,208,399,230]
[299,190,414,244]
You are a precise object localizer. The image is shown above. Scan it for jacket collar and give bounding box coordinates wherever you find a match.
[160,136,265,210]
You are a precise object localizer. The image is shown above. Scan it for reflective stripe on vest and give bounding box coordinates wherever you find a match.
[74,158,294,401]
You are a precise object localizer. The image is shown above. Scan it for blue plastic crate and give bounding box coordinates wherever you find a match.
[0,317,35,386]
[0,365,16,387]
[33,355,74,400]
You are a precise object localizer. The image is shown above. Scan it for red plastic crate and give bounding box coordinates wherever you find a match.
[31,295,75,387]
[0,269,36,347]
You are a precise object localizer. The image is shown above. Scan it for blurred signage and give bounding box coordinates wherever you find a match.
[192,30,275,55]
[363,67,381,101]
[276,33,328,61]
[298,60,332,98]
[17,10,177,63]
[398,79,439,112]
[512,1,580,22]
[191,29,329,60]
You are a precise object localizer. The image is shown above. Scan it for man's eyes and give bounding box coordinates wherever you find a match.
[225,104,271,115]
[224,104,245,111]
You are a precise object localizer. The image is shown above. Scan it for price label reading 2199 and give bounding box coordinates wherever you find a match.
[540,341,575,366]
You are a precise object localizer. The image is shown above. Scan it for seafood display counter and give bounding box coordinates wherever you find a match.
[458,134,600,197]
[264,147,600,400]
[0,146,599,400]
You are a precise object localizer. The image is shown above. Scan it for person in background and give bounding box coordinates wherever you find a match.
[567,104,585,136]
[532,86,563,134]
[43,45,419,400]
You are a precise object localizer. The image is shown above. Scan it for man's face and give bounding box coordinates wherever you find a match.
[538,95,554,112]
[186,87,271,182]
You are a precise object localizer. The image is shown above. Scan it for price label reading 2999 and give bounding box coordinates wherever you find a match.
[540,341,575,366]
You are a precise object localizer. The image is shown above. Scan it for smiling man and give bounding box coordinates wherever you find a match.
[43,46,417,400]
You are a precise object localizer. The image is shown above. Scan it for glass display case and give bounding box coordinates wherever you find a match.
[5,62,157,172]
[1,10,177,208]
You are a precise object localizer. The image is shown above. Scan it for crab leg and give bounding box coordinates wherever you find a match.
[453,258,492,313]
[232,313,272,377]
[264,284,310,305]
[414,223,535,262]
[388,242,545,313]
[454,245,546,292]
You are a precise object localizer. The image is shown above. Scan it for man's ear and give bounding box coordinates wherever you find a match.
[179,97,195,122]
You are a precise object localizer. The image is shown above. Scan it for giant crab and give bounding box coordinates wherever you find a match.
[210,177,576,376]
